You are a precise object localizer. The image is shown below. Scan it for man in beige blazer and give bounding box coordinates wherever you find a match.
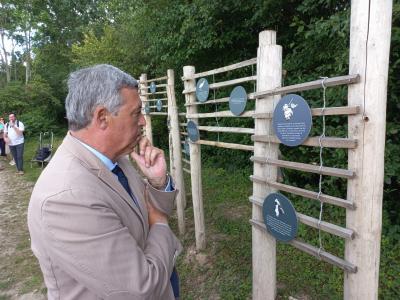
[28,64,182,299]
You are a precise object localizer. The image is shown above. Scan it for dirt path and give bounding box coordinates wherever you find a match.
[0,163,46,300]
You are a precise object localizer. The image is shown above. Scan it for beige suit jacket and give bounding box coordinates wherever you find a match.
[28,134,182,299]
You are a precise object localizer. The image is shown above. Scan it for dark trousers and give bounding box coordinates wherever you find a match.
[0,138,5,156]
[9,143,24,171]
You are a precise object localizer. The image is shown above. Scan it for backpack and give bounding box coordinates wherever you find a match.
[35,147,51,161]
[6,120,24,135]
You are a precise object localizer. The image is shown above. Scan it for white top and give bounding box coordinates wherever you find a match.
[4,121,25,146]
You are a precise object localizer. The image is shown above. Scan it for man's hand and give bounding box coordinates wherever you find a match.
[130,137,167,190]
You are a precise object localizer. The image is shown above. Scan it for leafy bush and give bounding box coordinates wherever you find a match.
[0,79,65,137]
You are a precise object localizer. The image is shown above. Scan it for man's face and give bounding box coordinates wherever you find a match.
[107,88,145,158]
[9,114,15,123]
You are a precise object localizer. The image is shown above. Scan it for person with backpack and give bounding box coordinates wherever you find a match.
[4,113,25,175]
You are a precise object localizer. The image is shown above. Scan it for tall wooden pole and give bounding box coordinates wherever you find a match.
[167,69,186,235]
[183,66,205,250]
[140,73,153,145]
[345,1,392,299]
[252,30,282,300]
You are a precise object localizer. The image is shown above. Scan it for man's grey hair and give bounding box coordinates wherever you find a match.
[66,64,138,130]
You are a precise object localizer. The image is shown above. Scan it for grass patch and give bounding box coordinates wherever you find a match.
[170,163,399,299]
[22,135,64,182]
[1,134,398,298]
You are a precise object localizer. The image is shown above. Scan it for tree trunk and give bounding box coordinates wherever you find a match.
[0,30,11,83]
[24,29,31,84]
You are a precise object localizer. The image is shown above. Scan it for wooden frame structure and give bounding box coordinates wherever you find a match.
[182,58,257,250]
[181,0,392,298]
[139,70,186,235]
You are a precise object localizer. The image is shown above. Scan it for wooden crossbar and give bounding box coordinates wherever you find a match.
[141,98,168,103]
[251,135,357,149]
[179,136,254,151]
[182,158,190,165]
[249,175,355,209]
[184,97,230,106]
[182,57,257,80]
[183,168,191,174]
[183,76,257,94]
[249,195,355,239]
[253,105,360,119]
[140,75,168,83]
[248,74,360,99]
[198,139,253,151]
[142,91,167,96]
[180,124,254,134]
[249,219,357,273]
[149,112,168,116]
[187,110,254,119]
[250,156,355,178]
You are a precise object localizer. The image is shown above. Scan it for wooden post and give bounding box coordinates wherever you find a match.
[345,1,392,299]
[167,69,186,235]
[183,65,205,250]
[252,30,282,300]
[140,73,153,144]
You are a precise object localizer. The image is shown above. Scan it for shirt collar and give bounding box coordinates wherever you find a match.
[75,138,117,171]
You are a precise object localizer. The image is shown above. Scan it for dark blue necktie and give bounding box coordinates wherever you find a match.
[170,267,180,298]
[112,165,139,207]
[113,165,179,298]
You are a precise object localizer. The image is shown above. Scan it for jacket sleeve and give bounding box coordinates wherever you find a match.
[41,187,180,299]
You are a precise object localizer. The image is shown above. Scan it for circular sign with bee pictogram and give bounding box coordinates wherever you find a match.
[272,94,312,147]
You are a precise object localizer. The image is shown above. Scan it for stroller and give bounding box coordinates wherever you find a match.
[31,131,54,168]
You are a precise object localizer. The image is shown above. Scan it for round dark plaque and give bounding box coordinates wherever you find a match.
[184,139,190,156]
[229,86,248,116]
[262,192,298,242]
[156,99,163,111]
[187,120,200,142]
[144,103,150,114]
[272,94,312,147]
[196,78,209,102]
[150,82,157,94]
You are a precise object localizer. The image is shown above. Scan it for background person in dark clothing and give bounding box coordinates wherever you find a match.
[0,117,6,158]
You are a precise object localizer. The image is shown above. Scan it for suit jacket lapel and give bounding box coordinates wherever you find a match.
[118,159,149,228]
[62,133,146,228]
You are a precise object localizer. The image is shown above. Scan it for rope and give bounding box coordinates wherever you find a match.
[213,73,220,142]
[317,76,328,258]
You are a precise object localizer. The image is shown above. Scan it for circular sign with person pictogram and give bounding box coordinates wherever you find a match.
[272,94,312,147]
[262,192,298,242]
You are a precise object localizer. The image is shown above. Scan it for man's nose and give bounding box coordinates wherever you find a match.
[139,113,146,126]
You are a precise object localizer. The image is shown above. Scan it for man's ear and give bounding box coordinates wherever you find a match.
[92,106,109,130]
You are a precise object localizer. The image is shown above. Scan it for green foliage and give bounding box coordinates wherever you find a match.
[0,0,399,298]
[0,79,64,137]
